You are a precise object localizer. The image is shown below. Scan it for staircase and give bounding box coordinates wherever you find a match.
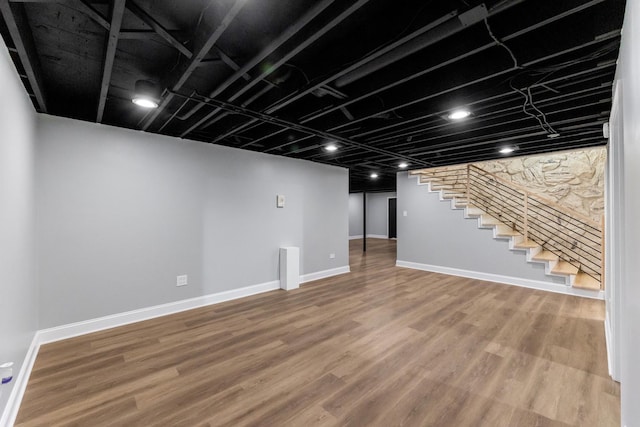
[410,164,603,293]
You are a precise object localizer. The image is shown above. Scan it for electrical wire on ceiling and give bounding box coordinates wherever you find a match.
[483,18,519,69]
[508,79,559,135]
[485,17,562,136]
[283,63,311,84]
[507,40,618,137]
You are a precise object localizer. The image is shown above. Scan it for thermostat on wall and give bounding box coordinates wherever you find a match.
[276,194,285,208]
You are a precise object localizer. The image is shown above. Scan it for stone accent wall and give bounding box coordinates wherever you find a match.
[475,147,605,222]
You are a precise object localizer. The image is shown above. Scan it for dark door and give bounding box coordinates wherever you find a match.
[388,198,397,238]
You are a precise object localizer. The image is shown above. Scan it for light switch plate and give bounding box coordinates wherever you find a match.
[276,194,285,208]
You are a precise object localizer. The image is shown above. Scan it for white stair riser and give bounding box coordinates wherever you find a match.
[422,177,573,287]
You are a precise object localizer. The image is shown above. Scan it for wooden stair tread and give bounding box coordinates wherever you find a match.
[495,225,520,237]
[480,215,502,226]
[532,251,558,262]
[513,240,540,249]
[442,194,464,200]
[466,207,484,216]
[573,272,601,291]
[551,261,579,276]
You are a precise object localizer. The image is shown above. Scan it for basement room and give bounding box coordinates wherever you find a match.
[0,0,638,426]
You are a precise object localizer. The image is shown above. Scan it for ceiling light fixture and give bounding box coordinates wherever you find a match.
[132,80,160,109]
[398,162,408,169]
[370,173,379,179]
[325,143,338,152]
[499,147,515,154]
[448,109,471,120]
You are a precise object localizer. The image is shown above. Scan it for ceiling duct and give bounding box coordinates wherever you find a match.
[335,0,525,88]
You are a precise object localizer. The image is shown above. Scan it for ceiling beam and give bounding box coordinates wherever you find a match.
[0,0,47,111]
[426,135,605,166]
[176,0,345,137]
[214,0,605,146]
[74,0,109,30]
[370,85,612,147]
[125,0,191,58]
[353,64,615,141]
[322,34,619,135]
[139,0,249,130]
[274,63,614,162]
[322,110,607,163]
[96,0,125,122]
[170,91,432,168]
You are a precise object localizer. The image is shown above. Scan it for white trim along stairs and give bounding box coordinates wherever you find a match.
[410,171,603,298]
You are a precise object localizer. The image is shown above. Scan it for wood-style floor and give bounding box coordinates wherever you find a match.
[16,239,619,426]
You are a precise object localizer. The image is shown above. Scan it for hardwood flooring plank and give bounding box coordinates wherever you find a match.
[15,239,619,426]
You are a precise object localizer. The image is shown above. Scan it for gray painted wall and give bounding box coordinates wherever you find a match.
[348,192,396,238]
[366,192,396,237]
[36,115,348,328]
[397,172,563,284]
[348,193,363,237]
[612,3,640,424]
[0,41,38,415]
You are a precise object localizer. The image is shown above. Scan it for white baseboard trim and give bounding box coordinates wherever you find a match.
[604,312,618,381]
[396,260,604,300]
[38,280,281,345]
[2,279,283,426]
[605,312,612,377]
[0,333,40,427]
[349,235,363,240]
[301,266,350,284]
[366,234,388,239]
[0,264,357,425]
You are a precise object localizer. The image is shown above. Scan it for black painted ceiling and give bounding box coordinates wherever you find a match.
[0,0,626,192]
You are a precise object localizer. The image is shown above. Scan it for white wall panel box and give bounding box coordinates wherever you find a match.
[279,247,300,291]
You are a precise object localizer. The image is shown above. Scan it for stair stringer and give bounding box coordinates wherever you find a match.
[418,176,573,286]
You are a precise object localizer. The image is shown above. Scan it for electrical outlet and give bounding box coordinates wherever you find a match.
[329,253,335,259]
[176,275,188,287]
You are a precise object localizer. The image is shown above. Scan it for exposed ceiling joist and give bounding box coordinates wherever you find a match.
[324,34,619,135]
[140,0,249,131]
[171,91,432,167]
[96,0,126,123]
[175,0,343,137]
[0,0,46,111]
[218,0,606,147]
[73,0,110,30]
[125,0,192,58]
[355,64,616,141]
[0,0,625,191]
[371,86,612,147]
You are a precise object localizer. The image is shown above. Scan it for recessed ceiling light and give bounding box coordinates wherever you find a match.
[325,144,338,152]
[448,109,471,120]
[132,97,159,109]
[398,162,408,169]
[370,173,379,179]
[132,80,160,109]
[499,147,515,154]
